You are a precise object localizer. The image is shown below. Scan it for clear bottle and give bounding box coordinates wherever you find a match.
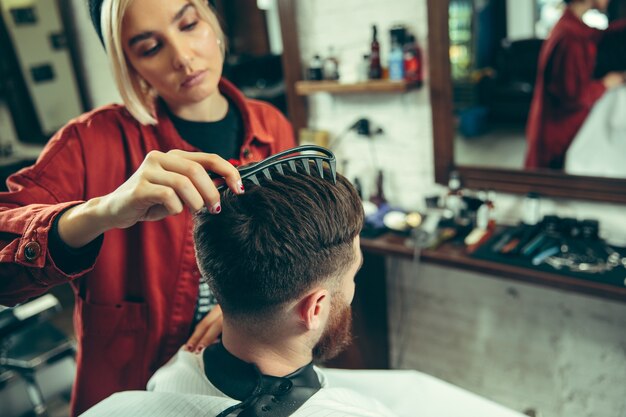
[323,47,340,81]
[476,191,495,230]
[388,37,404,81]
[359,54,371,82]
[444,171,464,218]
[522,192,542,225]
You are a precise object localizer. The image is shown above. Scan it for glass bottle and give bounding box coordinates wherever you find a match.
[369,25,382,79]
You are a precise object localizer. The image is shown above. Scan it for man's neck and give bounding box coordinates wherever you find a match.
[221,322,314,377]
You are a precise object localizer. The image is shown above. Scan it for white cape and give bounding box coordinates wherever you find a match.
[565,86,626,178]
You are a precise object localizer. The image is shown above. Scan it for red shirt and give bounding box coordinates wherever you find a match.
[0,79,295,415]
[525,9,626,169]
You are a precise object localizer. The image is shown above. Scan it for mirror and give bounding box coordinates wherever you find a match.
[428,0,626,204]
[451,0,626,176]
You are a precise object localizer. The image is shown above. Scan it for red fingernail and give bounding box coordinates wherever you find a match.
[237,180,245,194]
[209,202,221,214]
[195,345,205,353]
[185,344,194,351]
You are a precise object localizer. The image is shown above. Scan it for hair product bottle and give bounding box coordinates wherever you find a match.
[369,25,382,79]
[403,34,423,86]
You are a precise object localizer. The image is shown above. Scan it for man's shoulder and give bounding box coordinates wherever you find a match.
[80,391,236,417]
[295,387,398,417]
[148,349,223,396]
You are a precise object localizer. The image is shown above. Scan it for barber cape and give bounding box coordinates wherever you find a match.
[80,344,397,417]
[565,86,626,178]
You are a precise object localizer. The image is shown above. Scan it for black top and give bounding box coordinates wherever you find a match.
[165,98,243,160]
[204,342,322,417]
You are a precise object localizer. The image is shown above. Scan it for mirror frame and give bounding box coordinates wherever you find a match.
[427,0,626,205]
[277,0,308,135]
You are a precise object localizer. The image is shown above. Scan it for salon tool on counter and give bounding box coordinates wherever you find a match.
[477,215,626,277]
[383,210,423,232]
[210,145,336,191]
[522,192,542,225]
[443,171,465,218]
[464,191,496,252]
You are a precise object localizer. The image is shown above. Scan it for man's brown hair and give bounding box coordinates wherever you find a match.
[193,168,363,319]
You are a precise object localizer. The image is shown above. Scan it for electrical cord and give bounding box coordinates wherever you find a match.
[328,118,383,151]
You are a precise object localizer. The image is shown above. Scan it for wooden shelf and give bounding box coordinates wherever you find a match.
[360,233,626,303]
[295,79,420,95]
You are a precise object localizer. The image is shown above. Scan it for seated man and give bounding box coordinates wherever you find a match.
[82,167,397,416]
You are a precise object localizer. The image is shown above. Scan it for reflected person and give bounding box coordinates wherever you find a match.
[525,0,626,170]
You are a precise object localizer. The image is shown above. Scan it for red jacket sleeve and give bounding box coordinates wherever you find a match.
[546,38,606,112]
[606,18,626,33]
[0,123,97,306]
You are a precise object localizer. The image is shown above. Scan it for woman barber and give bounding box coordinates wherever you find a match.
[0,0,295,415]
[525,0,626,169]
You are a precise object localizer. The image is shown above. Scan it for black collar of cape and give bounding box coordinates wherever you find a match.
[203,342,322,417]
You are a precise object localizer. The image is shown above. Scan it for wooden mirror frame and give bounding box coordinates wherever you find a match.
[277,0,307,135]
[427,0,626,205]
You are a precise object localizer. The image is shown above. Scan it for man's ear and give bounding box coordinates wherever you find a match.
[298,289,329,331]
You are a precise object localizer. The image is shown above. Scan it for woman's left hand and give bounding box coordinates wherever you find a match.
[185,305,223,353]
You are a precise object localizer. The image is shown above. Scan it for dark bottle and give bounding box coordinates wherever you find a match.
[307,54,324,81]
[353,177,364,200]
[403,34,423,86]
[370,170,387,207]
[369,25,382,80]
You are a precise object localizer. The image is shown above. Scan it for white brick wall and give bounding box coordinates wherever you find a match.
[296,0,434,210]
[295,1,626,416]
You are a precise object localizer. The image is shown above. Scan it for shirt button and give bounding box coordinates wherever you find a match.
[278,380,292,392]
[24,241,42,261]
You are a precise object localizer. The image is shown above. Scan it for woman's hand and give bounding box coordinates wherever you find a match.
[602,72,626,90]
[185,304,223,353]
[99,150,242,229]
[58,150,243,248]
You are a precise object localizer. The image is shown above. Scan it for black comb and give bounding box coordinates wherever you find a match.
[211,145,337,191]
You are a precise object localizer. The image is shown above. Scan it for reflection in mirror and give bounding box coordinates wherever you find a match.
[451,0,626,178]
[213,0,288,115]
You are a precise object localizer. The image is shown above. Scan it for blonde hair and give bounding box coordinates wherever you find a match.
[101,0,226,125]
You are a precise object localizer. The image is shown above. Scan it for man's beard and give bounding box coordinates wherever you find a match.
[312,296,353,362]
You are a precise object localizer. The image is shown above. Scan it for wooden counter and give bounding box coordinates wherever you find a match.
[361,233,626,303]
[326,233,626,371]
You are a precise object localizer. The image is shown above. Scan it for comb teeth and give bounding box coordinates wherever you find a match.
[275,163,285,176]
[314,158,324,179]
[300,158,311,175]
[212,145,337,191]
[329,159,337,184]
